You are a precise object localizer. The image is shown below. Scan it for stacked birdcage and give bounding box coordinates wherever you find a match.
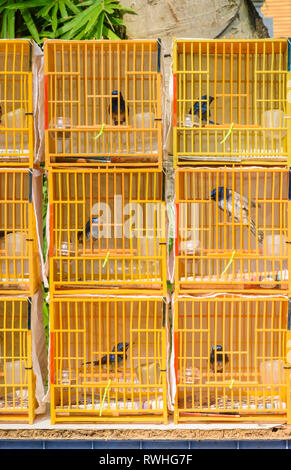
[44,39,168,424]
[0,40,46,423]
[172,39,291,423]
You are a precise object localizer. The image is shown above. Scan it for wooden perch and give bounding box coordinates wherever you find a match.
[77,248,137,256]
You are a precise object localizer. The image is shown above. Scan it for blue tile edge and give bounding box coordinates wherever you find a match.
[0,440,290,449]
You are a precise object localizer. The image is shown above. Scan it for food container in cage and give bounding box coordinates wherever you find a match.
[0,108,28,149]
[178,367,200,384]
[264,110,286,139]
[0,232,29,285]
[264,234,285,257]
[1,360,28,400]
[259,360,284,387]
[135,112,155,129]
[59,242,75,256]
[179,114,200,128]
[50,117,72,140]
[135,362,161,385]
[143,397,164,410]
[59,369,76,385]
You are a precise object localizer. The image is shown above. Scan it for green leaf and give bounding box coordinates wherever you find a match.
[7,9,15,37]
[108,16,124,25]
[51,3,58,32]
[5,1,47,9]
[83,7,102,35]
[63,0,81,15]
[72,29,87,40]
[104,7,115,14]
[0,6,7,16]
[58,2,102,38]
[1,10,8,38]
[119,6,137,14]
[39,30,56,39]
[38,2,55,18]
[167,280,174,294]
[21,9,40,43]
[102,25,120,40]
[1,0,134,45]
[93,11,104,39]
[59,0,68,19]
[0,0,10,9]
[77,1,93,5]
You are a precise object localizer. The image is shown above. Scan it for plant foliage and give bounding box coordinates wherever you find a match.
[1,0,135,43]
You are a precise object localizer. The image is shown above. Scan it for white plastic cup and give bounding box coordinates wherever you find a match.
[264,234,284,257]
[264,110,286,139]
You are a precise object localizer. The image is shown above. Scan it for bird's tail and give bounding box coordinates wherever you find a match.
[257,230,264,244]
[250,218,264,244]
[82,360,99,366]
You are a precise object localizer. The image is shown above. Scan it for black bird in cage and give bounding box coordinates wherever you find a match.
[189,95,215,124]
[83,342,130,368]
[77,217,99,243]
[109,90,128,125]
[210,345,229,373]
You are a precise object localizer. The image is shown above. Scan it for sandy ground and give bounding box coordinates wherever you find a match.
[0,427,290,440]
[0,412,290,440]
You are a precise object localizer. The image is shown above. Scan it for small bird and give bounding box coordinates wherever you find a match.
[210,186,264,244]
[109,90,128,125]
[84,342,130,368]
[210,345,229,373]
[189,95,215,124]
[77,216,99,243]
[0,230,12,238]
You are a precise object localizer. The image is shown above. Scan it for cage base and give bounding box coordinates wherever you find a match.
[52,412,167,425]
[175,413,287,423]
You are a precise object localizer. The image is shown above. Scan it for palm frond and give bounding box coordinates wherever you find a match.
[0,0,136,46]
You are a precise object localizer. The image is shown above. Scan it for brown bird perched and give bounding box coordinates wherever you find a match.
[108,90,128,125]
[210,345,229,373]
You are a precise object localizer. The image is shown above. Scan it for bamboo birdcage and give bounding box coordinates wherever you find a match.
[175,167,288,293]
[49,169,167,294]
[0,169,40,295]
[173,39,289,166]
[0,297,37,423]
[50,296,168,424]
[0,40,34,168]
[174,294,290,423]
[44,40,163,168]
